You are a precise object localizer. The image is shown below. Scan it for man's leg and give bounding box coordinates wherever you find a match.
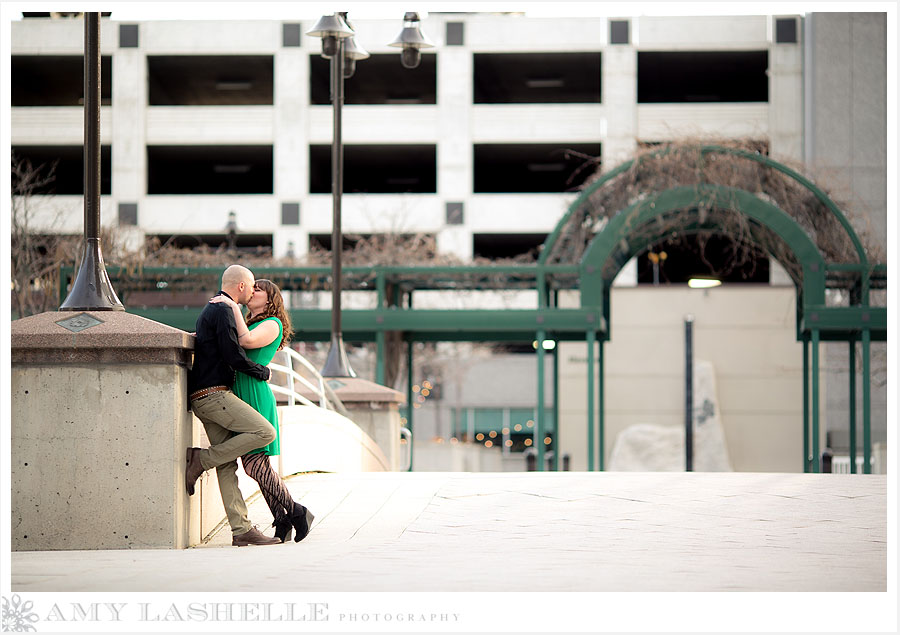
[190,391,275,537]
[191,391,276,468]
[200,418,252,535]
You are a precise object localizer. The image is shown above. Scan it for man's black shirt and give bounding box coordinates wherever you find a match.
[187,291,271,394]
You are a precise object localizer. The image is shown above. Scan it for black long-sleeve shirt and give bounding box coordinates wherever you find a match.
[187,291,271,394]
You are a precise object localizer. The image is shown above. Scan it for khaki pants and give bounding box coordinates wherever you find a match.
[191,390,276,535]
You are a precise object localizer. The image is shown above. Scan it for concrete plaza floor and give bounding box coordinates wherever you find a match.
[10,470,887,592]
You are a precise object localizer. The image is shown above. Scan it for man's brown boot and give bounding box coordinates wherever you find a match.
[232,526,281,546]
[185,447,205,496]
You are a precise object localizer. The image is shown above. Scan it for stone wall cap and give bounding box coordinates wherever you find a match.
[303,377,406,404]
[11,310,194,350]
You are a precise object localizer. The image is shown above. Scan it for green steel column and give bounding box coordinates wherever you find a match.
[537,271,547,307]
[812,329,820,473]
[849,337,857,474]
[376,331,385,385]
[536,328,546,471]
[586,330,596,471]
[407,338,414,472]
[863,328,871,474]
[552,346,559,471]
[376,269,385,306]
[598,337,605,471]
[803,335,810,473]
[375,270,386,385]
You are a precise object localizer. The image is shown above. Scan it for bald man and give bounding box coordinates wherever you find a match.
[185,265,280,546]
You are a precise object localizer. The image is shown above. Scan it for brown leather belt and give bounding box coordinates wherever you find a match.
[190,385,229,401]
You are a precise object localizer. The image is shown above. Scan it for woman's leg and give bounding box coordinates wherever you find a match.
[240,452,294,524]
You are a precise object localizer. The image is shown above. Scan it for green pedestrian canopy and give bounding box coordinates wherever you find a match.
[65,145,886,473]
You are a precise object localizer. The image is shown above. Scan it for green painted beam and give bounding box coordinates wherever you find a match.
[801,306,887,333]
[126,307,606,337]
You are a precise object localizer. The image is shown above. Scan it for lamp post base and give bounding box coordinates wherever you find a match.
[59,238,124,311]
[322,334,356,378]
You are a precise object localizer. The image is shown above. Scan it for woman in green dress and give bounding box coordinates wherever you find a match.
[209,279,314,543]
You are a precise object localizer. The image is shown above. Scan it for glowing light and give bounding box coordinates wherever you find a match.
[412,384,420,393]
[524,438,533,446]
[544,437,552,445]
[488,430,497,439]
[688,277,722,289]
[484,440,493,448]
[423,381,432,389]
[526,420,534,428]
[514,424,522,432]
[505,440,513,447]
[450,437,459,444]
[421,388,430,397]
[413,403,421,409]
[502,428,510,435]
[476,433,484,441]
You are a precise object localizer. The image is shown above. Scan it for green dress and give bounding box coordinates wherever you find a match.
[233,317,282,457]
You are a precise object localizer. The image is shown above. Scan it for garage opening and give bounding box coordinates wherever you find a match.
[637,51,768,103]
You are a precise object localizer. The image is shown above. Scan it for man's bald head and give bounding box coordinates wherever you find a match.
[221,265,255,304]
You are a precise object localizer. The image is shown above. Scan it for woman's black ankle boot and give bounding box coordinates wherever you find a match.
[291,502,315,542]
[273,516,293,543]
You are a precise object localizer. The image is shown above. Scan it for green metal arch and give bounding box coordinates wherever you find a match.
[540,145,868,267]
[579,184,826,308]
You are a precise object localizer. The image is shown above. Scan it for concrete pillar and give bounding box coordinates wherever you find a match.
[602,43,637,166]
[11,311,196,550]
[768,32,803,161]
[322,378,407,471]
[273,28,308,259]
[437,32,473,260]
[111,23,147,250]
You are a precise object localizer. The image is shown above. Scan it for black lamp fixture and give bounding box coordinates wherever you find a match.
[388,12,434,69]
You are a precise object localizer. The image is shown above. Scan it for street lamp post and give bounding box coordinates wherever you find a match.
[60,12,123,312]
[307,13,364,377]
[308,12,432,378]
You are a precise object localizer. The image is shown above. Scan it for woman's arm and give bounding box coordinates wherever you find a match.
[208,296,281,349]
[239,319,279,349]
[209,295,249,341]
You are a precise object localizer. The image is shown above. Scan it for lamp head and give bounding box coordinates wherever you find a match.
[388,11,434,69]
[306,13,353,39]
[307,13,353,58]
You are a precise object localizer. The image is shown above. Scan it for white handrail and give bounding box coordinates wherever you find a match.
[267,347,348,416]
[400,427,412,471]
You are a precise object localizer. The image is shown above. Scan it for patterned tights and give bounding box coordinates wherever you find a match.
[240,452,295,524]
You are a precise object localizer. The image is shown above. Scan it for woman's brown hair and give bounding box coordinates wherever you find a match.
[245,279,294,350]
